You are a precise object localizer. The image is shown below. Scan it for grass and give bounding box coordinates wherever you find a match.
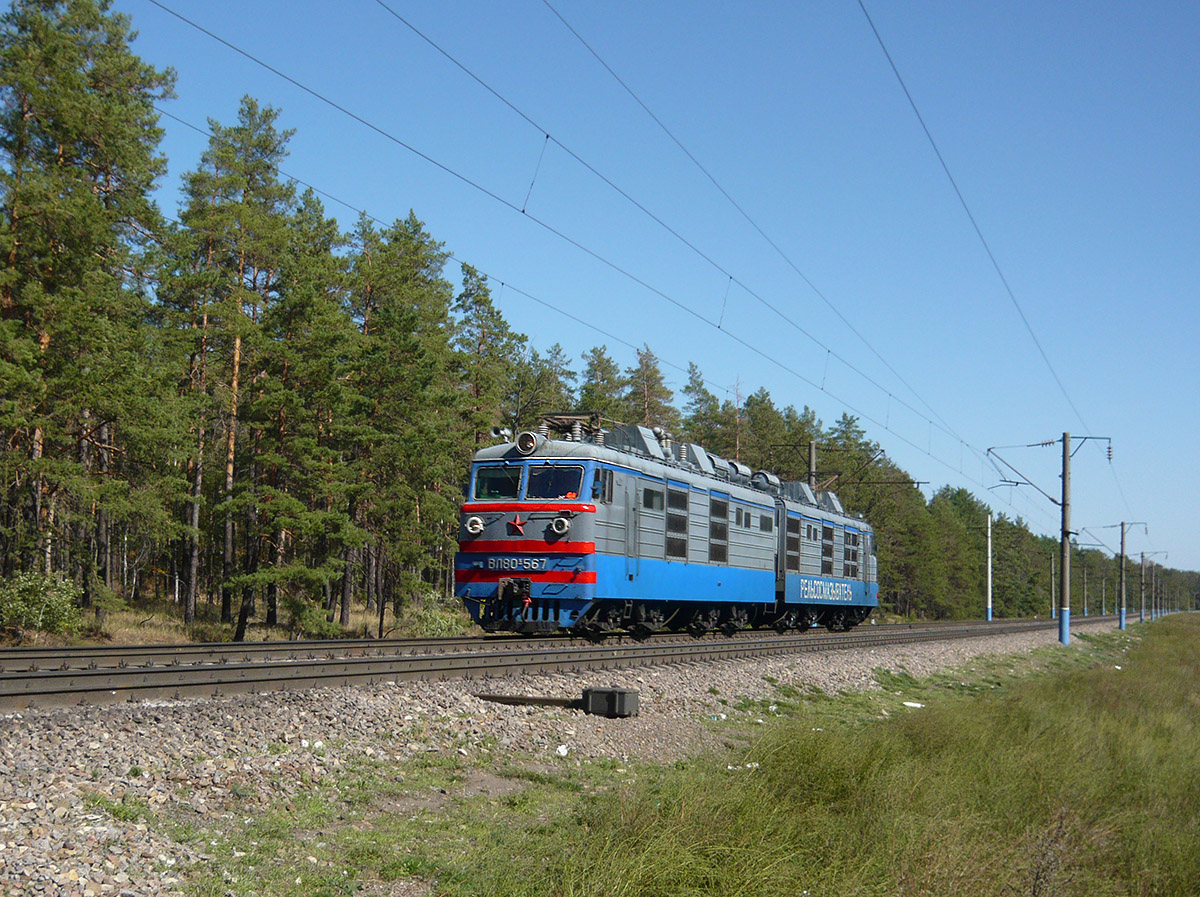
[78,616,1200,896]
[24,592,478,646]
[473,619,1197,897]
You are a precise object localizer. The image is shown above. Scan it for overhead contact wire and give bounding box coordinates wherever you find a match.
[376,0,963,451]
[542,0,963,445]
[856,0,1090,436]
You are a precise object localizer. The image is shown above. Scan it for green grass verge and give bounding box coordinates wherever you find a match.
[153,618,1199,896]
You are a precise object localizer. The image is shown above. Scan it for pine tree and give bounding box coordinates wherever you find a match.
[740,387,786,472]
[452,264,524,445]
[680,362,721,447]
[173,95,296,622]
[0,0,175,601]
[502,342,578,432]
[622,344,678,430]
[245,189,359,636]
[578,345,626,423]
[352,213,461,616]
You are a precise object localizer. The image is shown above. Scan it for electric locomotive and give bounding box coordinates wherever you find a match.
[455,414,878,635]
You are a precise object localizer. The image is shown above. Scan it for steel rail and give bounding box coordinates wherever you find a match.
[0,618,1072,712]
[0,617,1092,673]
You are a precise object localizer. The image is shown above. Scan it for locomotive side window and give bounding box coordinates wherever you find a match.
[666,487,688,559]
[527,465,584,500]
[844,530,860,578]
[759,515,772,532]
[592,468,615,503]
[474,466,521,500]
[786,517,801,572]
[643,487,664,510]
[709,496,729,563]
[821,524,835,575]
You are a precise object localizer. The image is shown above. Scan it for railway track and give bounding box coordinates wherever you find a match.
[0,617,1092,711]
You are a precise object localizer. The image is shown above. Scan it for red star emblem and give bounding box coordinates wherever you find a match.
[508,514,526,535]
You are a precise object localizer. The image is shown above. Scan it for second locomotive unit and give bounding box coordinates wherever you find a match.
[455,415,878,635]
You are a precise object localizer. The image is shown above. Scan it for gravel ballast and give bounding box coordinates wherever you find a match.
[0,621,1112,896]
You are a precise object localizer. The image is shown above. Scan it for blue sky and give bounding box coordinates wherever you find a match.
[115,1,1199,574]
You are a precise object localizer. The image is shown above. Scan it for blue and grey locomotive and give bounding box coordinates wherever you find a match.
[455,415,878,635]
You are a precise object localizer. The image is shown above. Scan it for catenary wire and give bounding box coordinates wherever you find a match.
[540,0,965,446]
[857,0,1143,530]
[372,0,965,456]
[856,0,1089,434]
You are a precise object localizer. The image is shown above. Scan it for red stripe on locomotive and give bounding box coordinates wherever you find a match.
[454,570,598,584]
[461,502,597,514]
[458,540,595,554]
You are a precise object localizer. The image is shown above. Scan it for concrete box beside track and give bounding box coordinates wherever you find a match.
[582,687,639,718]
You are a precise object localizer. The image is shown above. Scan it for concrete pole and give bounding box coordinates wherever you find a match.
[1051,554,1056,619]
[986,512,993,622]
[1119,524,1127,630]
[1083,565,1088,617]
[1059,432,1070,645]
[1139,552,1145,624]
[808,442,818,491]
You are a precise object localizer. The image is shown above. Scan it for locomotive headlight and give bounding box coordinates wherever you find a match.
[465,515,485,535]
[551,515,571,535]
[515,431,543,455]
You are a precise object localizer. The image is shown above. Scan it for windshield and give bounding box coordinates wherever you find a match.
[473,466,521,500]
[526,465,584,500]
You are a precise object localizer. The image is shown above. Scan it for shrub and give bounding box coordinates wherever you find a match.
[0,572,82,635]
[400,592,475,638]
[284,596,346,640]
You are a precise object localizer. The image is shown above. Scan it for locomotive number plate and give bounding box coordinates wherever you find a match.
[487,557,548,571]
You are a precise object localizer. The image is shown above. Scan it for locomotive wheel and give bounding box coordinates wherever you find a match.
[797,607,820,632]
[824,609,848,632]
[720,606,749,637]
[687,608,720,637]
[583,604,624,636]
[631,603,667,639]
[773,609,799,633]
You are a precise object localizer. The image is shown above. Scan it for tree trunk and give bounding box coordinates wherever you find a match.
[266,528,283,627]
[221,332,241,623]
[339,546,354,627]
[364,544,376,614]
[232,591,253,642]
[185,427,204,623]
[28,426,43,572]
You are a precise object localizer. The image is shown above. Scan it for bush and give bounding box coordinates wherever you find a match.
[0,572,82,635]
[400,593,475,638]
[284,597,346,639]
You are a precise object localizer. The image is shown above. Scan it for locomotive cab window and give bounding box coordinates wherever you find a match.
[527,465,584,500]
[474,466,521,500]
